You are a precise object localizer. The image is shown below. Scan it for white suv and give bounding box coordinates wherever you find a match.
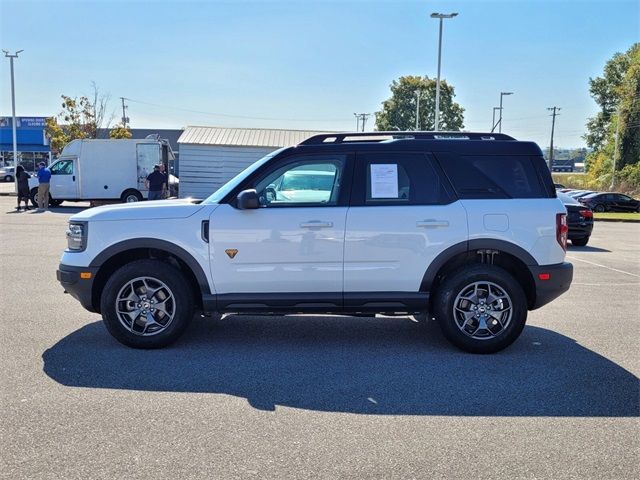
[57,132,573,353]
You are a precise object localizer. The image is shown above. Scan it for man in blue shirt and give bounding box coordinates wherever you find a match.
[36,162,52,210]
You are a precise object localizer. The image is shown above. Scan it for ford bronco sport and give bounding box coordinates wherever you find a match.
[57,132,573,353]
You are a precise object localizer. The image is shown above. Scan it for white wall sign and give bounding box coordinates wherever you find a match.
[370,164,399,198]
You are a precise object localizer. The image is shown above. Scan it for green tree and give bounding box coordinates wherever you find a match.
[375,75,464,131]
[584,43,640,190]
[44,83,113,153]
[109,123,132,139]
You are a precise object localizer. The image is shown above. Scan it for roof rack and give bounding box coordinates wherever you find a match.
[299,131,516,146]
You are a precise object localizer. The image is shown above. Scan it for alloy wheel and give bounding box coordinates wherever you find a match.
[452,281,513,340]
[115,277,176,336]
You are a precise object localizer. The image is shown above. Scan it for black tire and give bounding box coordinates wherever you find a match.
[432,264,528,354]
[49,198,63,207]
[4,175,13,182]
[121,189,142,203]
[594,204,605,213]
[571,237,589,247]
[100,259,195,349]
[29,188,39,207]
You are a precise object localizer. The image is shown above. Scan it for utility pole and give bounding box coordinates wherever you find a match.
[547,106,561,171]
[2,49,23,174]
[430,12,458,131]
[120,97,129,127]
[353,113,371,132]
[415,91,421,131]
[610,103,622,189]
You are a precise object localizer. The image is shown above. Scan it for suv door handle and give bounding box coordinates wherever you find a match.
[300,221,333,228]
[417,220,449,228]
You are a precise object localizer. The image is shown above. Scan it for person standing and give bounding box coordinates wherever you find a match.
[36,161,51,211]
[159,163,169,198]
[15,165,31,211]
[145,164,166,201]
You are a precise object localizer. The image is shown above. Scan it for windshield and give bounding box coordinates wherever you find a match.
[203,148,287,204]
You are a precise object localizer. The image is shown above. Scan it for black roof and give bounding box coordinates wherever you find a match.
[291,131,543,156]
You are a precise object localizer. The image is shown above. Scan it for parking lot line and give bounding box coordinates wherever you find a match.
[566,255,640,278]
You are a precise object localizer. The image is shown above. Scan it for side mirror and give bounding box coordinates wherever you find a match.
[236,189,259,209]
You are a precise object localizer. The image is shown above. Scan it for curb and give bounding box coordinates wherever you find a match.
[0,192,16,196]
[594,217,640,223]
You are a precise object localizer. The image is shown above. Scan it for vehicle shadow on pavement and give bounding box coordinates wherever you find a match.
[568,245,611,253]
[42,315,639,417]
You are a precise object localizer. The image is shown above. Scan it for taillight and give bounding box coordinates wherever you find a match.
[556,213,568,251]
[579,209,593,219]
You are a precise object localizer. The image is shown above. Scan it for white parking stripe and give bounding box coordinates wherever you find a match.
[567,255,640,278]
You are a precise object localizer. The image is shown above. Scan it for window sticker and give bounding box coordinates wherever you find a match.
[370,164,399,198]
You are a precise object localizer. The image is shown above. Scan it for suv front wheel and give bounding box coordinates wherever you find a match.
[432,264,527,354]
[100,259,194,348]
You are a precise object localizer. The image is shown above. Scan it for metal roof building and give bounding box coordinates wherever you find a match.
[177,126,335,199]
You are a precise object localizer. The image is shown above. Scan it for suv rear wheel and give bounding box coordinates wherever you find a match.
[432,264,527,354]
[100,259,194,348]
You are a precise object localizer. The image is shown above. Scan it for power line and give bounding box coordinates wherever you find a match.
[123,97,348,123]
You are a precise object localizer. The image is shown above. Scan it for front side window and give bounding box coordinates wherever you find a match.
[254,155,345,207]
[50,159,73,175]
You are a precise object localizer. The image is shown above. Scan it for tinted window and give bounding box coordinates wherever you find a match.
[435,153,548,199]
[353,152,452,206]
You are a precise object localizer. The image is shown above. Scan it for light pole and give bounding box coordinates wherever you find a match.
[492,107,500,132]
[2,50,23,171]
[430,12,458,132]
[497,91,513,133]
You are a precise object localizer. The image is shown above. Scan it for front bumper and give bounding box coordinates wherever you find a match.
[529,262,573,309]
[57,264,99,313]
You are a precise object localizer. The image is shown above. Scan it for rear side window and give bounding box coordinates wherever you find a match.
[435,153,549,198]
[352,152,453,206]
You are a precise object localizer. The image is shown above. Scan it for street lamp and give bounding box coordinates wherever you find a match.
[492,107,500,132]
[2,49,23,171]
[497,91,513,133]
[430,12,458,131]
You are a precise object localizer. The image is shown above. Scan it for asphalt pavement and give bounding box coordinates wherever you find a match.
[0,197,638,479]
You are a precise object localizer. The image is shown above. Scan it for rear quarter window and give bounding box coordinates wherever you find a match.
[435,153,550,199]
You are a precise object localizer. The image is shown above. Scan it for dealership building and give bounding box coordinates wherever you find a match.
[0,116,51,171]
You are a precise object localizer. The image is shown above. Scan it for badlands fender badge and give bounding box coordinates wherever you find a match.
[225,249,238,259]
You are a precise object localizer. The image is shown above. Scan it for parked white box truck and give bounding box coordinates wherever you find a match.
[28,136,175,206]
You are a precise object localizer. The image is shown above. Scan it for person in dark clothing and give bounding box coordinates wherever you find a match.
[145,165,167,200]
[15,165,31,211]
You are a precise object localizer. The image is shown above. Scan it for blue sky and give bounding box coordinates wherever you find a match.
[1,0,638,147]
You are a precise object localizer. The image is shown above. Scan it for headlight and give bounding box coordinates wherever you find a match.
[66,222,86,251]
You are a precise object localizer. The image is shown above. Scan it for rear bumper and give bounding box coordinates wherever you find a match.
[568,221,594,239]
[529,262,573,309]
[57,264,99,313]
